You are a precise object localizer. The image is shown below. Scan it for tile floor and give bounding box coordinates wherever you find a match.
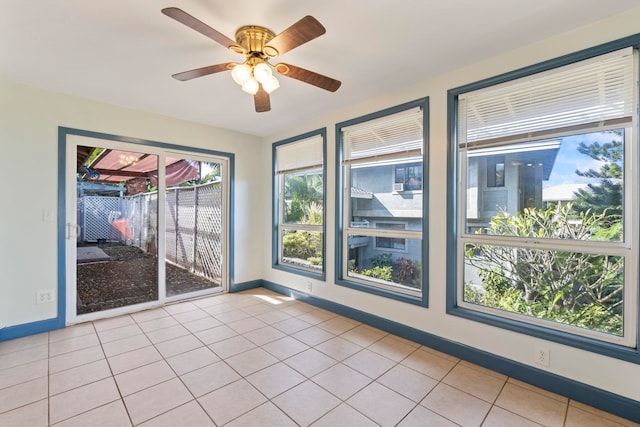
[0,288,638,427]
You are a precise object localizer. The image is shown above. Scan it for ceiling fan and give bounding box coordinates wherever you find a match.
[162,7,341,112]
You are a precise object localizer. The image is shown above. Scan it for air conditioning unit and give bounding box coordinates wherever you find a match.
[393,182,404,192]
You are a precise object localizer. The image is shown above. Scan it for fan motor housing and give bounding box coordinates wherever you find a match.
[233,25,277,57]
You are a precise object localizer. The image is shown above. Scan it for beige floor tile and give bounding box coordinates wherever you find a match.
[137,316,179,334]
[495,382,567,427]
[49,333,100,357]
[171,308,209,324]
[49,377,120,424]
[52,400,132,427]
[107,345,162,375]
[272,317,313,334]
[96,324,143,344]
[226,402,298,427]
[208,335,256,359]
[181,360,241,397]
[569,400,640,427]
[483,406,543,427]
[397,404,458,427]
[181,316,222,333]
[311,403,378,426]
[565,405,635,427]
[226,347,279,376]
[378,364,438,402]
[312,363,372,400]
[0,333,48,356]
[49,359,112,395]
[292,326,336,346]
[255,309,292,325]
[343,348,396,379]
[102,334,152,358]
[339,324,387,347]
[194,324,238,345]
[49,323,95,343]
[400,347,457,380]
[192,295,226,309]
[262,335,310,360]
[123,378,193,425]
[163,301,199,315]
[243,325,287,346]
[49,345,105,373]
[297,308,337,325]
[507,378,568,403]
[130,307,169,324]
[138,400,214,427]
[0,399,48,427]
[315,336,363,361]
[145,324,190,344]
[0,359,48,390]
[317,316,359,335]
[418,346,461,363]
[240,302,276,316]
[153,334,203,359]
[348,381,416,426]
[421,383,491,427]
[459,360,507,381]
[166,346,219,375]
[442,362,507,403]
[0,376,48,414]
[227,317,269,334]
[285,348,338,378]
[246,362,306,398]
[115,360,176,396]
[202,302,236,316]
[93,315,135,332]
[198,379,267,426]
[273,380,341,426]
[0,344,48,370]
[280,302,316,317]
[215,309,252,324]
[367,335,418,362]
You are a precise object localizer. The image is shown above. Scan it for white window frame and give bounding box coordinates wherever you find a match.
[455,48,638,347]
[373,221,409,252]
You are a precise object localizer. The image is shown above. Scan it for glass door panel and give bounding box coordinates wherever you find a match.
[75,145,159,315]
[165,159,224,297]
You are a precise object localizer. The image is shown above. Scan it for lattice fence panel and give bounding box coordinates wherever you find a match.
[165,191,178,262]
[81,196,124,242]
[194,182,223,283]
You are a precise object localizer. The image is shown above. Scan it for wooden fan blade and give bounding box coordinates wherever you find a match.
[264,16,325,57]
[162,7,238,50]
[274,63,341,92]
[172,63,233,81]
[254,85,271,112]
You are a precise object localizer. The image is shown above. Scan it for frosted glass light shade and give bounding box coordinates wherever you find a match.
[231,63,252,85]
[242,78,259,95]
[253,62,272,84]
[262,75,280,94]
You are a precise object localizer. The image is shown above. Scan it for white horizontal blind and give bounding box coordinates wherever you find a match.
[459,48,634,147]
[276,134,323,174]
[343,106,423,164]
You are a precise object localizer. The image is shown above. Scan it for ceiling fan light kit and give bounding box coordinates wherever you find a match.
[162,7,341,112]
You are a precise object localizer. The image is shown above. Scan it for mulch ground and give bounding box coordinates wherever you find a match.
[76,244,221,314]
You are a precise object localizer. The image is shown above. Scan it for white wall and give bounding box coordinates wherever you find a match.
[0,80,264,328]
[261,7,640,402]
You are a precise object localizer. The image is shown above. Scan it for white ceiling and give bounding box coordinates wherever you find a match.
[2,1,639,137]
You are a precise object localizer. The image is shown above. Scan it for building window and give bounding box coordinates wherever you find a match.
[337,98,428,304]
[273,130,325,277]
[394,163,422,191]
[450,47,638,350]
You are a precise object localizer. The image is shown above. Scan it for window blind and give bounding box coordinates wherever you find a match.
[275,134,323,174]
[342,106,423,164]
[458,48,635,148]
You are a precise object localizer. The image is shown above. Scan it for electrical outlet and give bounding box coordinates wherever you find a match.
[534,346,550,367]
[36,290,55,304]
[306,281,313,293]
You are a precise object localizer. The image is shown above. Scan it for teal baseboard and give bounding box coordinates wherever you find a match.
[0,317,64,342]
[261,280,640,424]
[229,279,263,293]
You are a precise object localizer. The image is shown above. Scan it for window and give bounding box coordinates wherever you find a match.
[450,47,638,350]
[374,222,407,251]
[394,163,422,191]
[273,130,325,277]
[337,98,428,303]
